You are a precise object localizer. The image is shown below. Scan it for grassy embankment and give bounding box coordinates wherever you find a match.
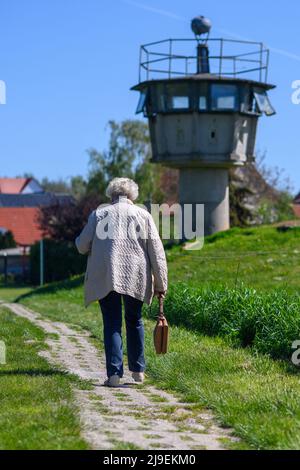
[167,225,300,292]
[1,225,300,449]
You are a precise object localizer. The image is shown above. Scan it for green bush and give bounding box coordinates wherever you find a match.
[0,230,16,250]
[0,273,21,285]
[257,192,295,225]
[30,240,86,285]
[148,283,300,361]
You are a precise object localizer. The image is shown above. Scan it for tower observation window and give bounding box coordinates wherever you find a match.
[135,81,274,116]
[166,83,190,111]
[199,96,207,110]
[254,90,276,116]
[197,83,208,111]
[211,84,238,111]
[246,91,257,114]
[172,96,189,109]
[136,90,148,114]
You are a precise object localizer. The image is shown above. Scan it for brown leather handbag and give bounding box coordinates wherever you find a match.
[153,296,169,355]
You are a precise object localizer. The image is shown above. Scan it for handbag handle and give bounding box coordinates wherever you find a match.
[158,295,165,320]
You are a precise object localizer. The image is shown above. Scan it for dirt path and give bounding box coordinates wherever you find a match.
[3,302,237,450]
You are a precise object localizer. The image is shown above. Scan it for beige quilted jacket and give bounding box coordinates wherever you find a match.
[75,198,168,307]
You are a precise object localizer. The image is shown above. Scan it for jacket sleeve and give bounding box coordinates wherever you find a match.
[147,214,168,293]
[75,211,97,255]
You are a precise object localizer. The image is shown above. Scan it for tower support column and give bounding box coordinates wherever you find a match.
[179,167,230,237]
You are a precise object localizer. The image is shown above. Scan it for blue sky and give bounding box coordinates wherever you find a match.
[0,0,299,190]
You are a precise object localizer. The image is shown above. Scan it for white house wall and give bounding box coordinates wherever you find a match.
[21,179,43,194]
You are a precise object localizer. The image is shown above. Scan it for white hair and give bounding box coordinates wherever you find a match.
[105,177,139,202]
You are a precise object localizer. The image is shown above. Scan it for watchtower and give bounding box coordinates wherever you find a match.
[132,16,276,236]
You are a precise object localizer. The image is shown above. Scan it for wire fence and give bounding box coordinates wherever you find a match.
[167,249,300,260]
[166,248,300,289]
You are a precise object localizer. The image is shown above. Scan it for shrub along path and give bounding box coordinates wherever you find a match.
[3,301,236,451]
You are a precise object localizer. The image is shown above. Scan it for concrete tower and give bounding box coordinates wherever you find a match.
[132,16,276,236]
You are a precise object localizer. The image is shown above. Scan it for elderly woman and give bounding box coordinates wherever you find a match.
[75,178,168,387]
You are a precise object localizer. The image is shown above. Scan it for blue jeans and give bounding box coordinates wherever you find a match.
[99,291,145,378]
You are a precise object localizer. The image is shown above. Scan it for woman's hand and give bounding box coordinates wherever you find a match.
[155,291,166,299]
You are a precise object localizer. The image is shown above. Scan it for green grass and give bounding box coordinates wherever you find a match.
[168,225,300,293]
[6,277,300,449]
[2,225,300,449]
[146,328,300,450]
[0,306,88,450]
[0,285,32,302]
[152,283,300,360]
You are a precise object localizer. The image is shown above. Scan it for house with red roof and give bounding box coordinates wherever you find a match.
[293,193,300,218]
[0,207,43,247]
[0,177,43,195]
[293,192,300,218]
[0,178,74,280]
[0,178,74,247]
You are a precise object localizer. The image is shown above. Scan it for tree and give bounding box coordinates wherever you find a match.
[0,230,16,250]
[38,193,104,243]
[16,172,35,179]
[87,120,150,192]
[36,194,102,284]
[70,176,87,200]
[86,119,173,204]
[88,120,146,192]
[38,119,181,247]
[40,177,71,194]
[229,181,254,227]
[135,160,165,203]
[255,151,294,194]
[86,149,107,196]
[40,176,87,200]
[230,153,295,227]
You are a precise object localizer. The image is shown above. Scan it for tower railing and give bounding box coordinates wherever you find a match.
[139,38,270,83]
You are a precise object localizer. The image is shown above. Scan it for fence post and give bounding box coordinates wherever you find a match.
[40,239,44,287]
[3,253,8,285]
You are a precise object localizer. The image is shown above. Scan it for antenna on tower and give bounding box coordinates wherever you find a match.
[191,16,212,42]
[191,16,212,74]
